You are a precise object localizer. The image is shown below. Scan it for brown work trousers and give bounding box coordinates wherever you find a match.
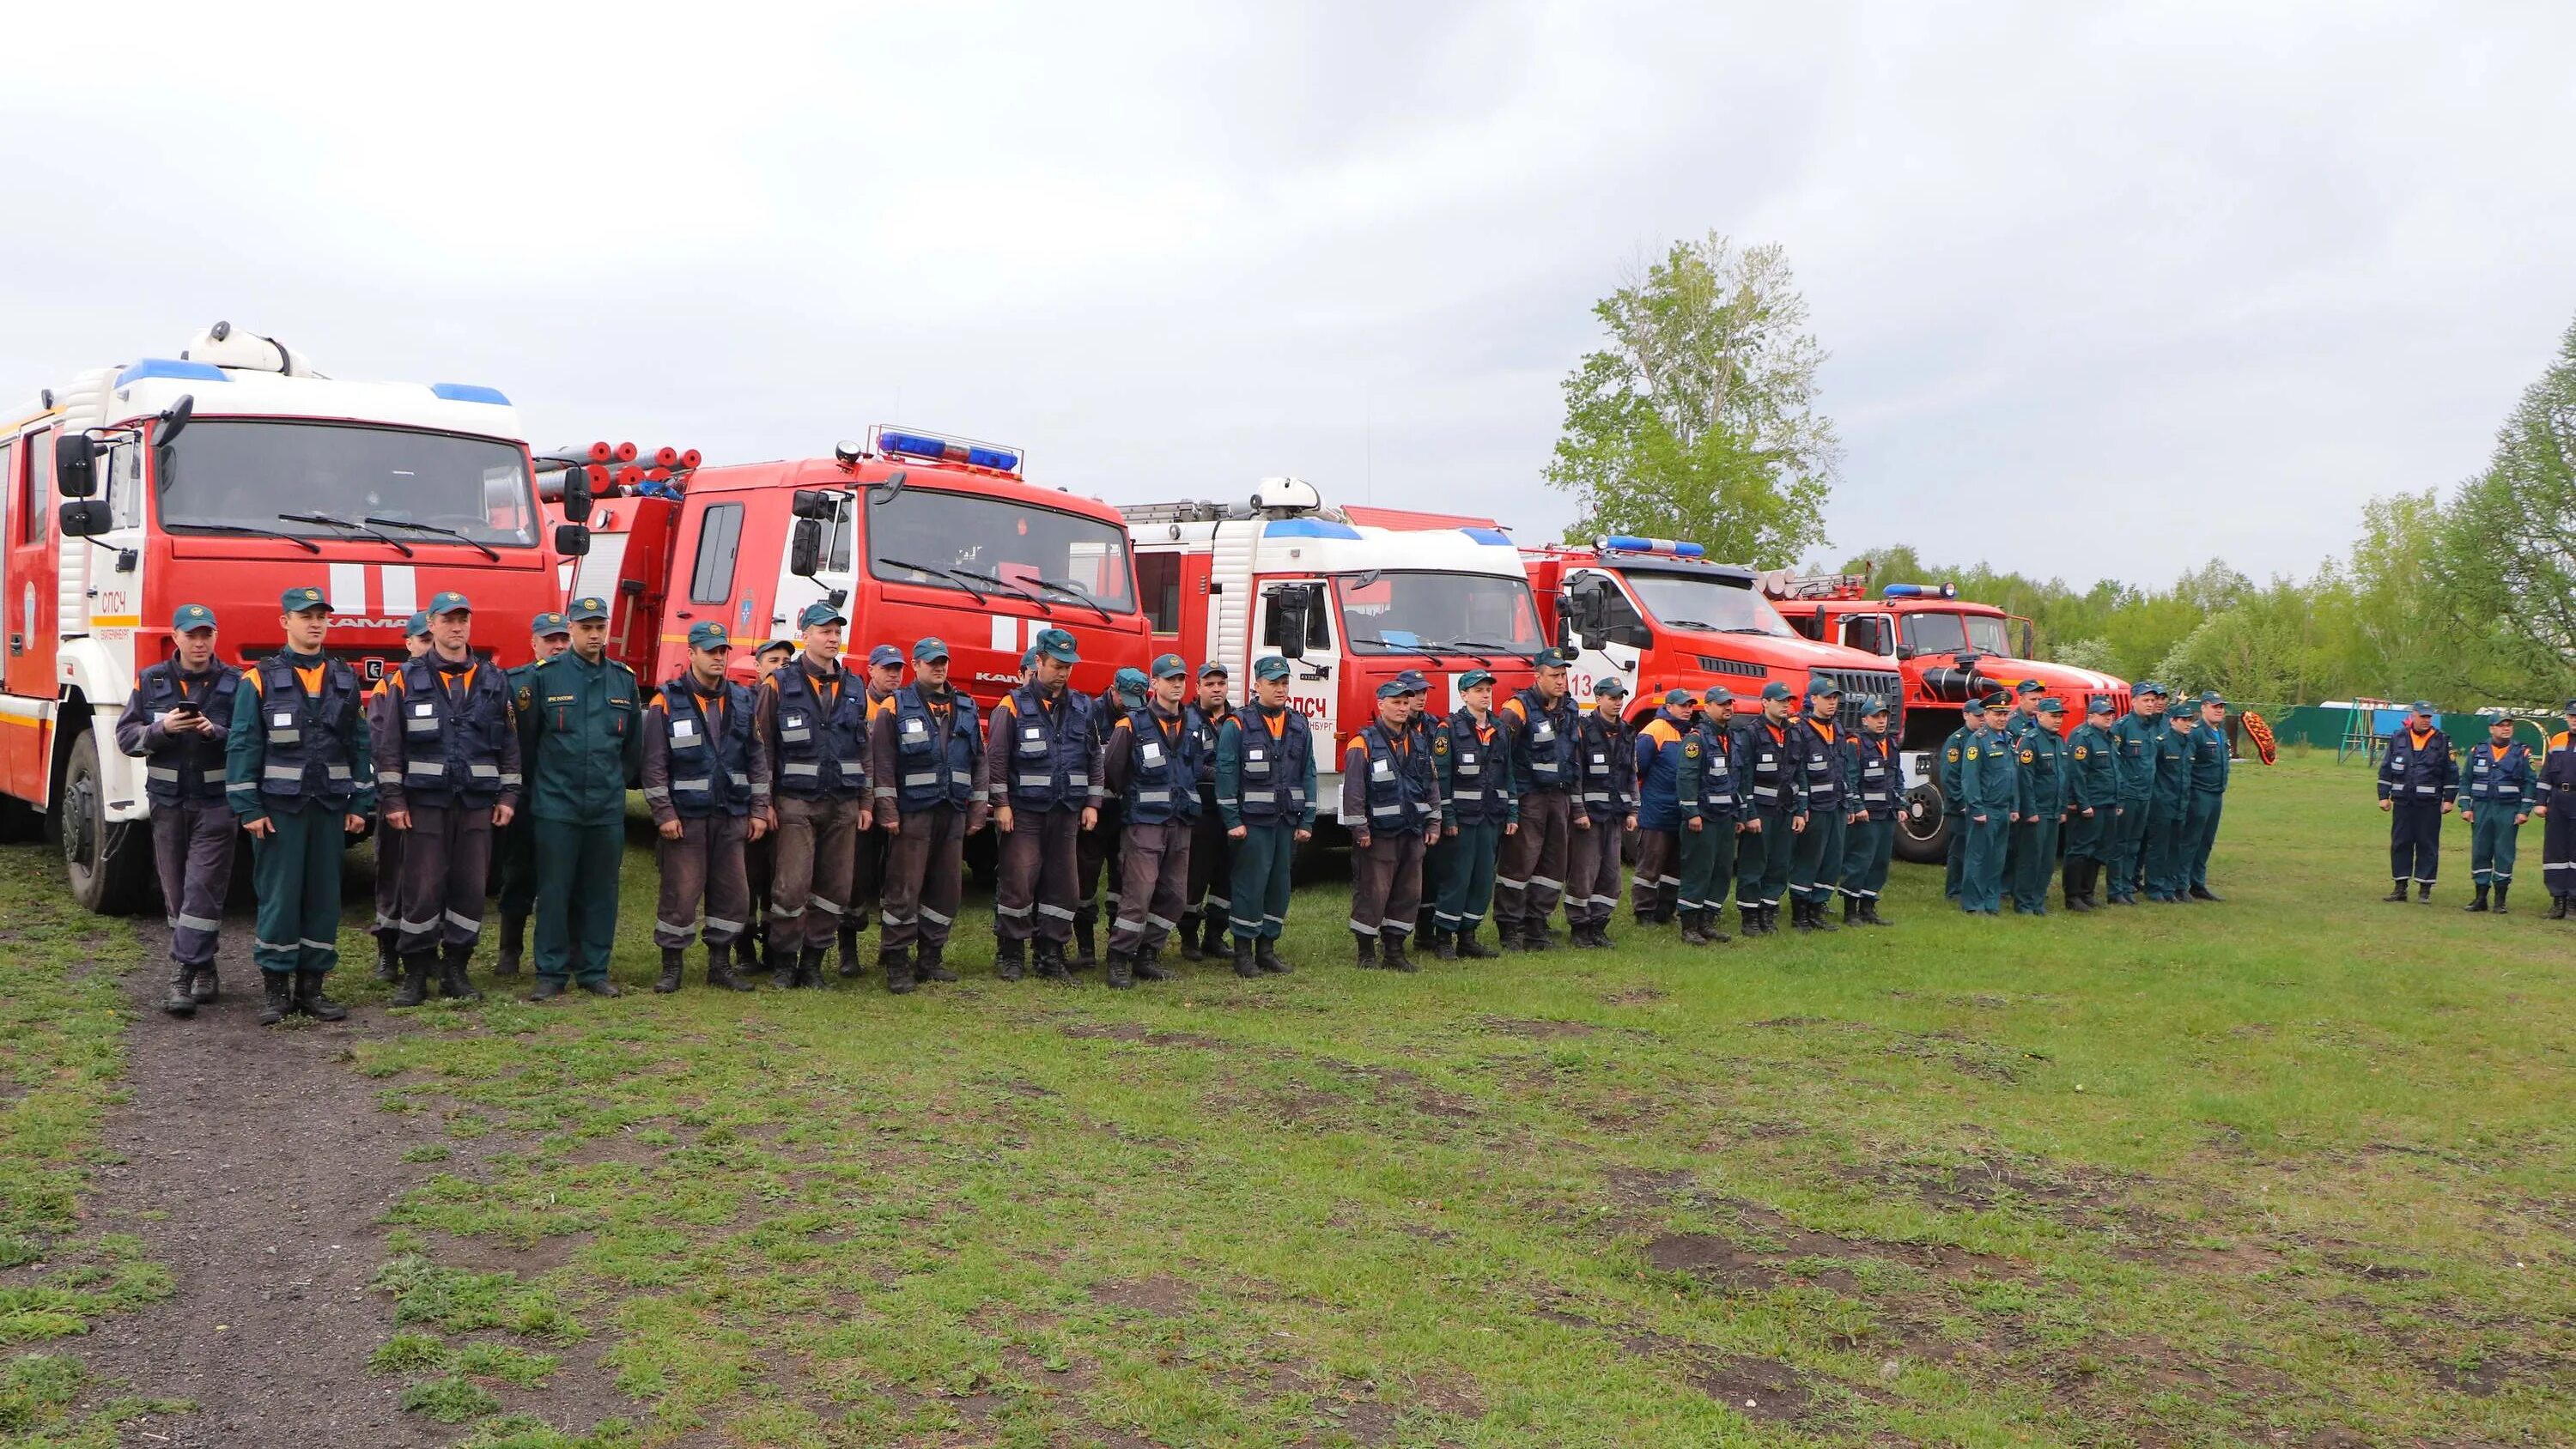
[394,802,495,955]
[996,806,1082,944]
[1109,818,1193,956]
[769,794,864,956]
[847,817,887,937]
[1493,789,1571,937]
[1568,818,1626,926]
[1628,828,1679,922]
[1352,830,1427,940]
[155,797,238,967]
[374,817,404,940]
[880,807,968,951]
[655,813,750,949]
[1186,796,1234,924]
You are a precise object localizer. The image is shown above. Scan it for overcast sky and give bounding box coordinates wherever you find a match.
[4,2,2568,589]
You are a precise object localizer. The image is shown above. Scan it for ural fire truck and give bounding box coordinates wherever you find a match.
[1761,569,2129,862]
[1522,538,1907,737]
[1122,479,1544,822]
[541,426,1150,707]
[2,324,573,912]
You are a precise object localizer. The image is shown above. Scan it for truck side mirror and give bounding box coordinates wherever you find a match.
[1564,578,1610,646]
[157,394,193,447]
[553,522,591,558]
[561,462,593,524]
[2020,620,2037,658]
[1269,583,1319,661]
[60,500,113,537]
[1845,615,1887,656]
[55,433,96,498]
[788,517,823,579]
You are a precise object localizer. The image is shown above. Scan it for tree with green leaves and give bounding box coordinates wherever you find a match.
[1544,233,1840,567]
[2433,315,2576,703]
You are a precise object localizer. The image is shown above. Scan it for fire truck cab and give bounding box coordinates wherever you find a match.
[1761,570,2129,862]
[3,323,568,912]
[1123,479,1545,827]
[549,427,1151,709]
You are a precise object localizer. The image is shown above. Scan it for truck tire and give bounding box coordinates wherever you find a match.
[61,727,155,915]
[1893,779,1952,865]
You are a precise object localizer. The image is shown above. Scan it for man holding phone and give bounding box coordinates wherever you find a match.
[117,603,242,1018]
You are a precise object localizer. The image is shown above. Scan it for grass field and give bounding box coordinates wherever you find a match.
[9,751,2575,1447]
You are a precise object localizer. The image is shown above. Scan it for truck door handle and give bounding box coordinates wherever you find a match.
[1301,664,1330,681]
[7,634,21,656]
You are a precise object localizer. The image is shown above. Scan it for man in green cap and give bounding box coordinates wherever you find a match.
[228,586,374,1023]
[494,612,569,976]
[2107,683,2166,904]
[1564,677,1631,949]
[372,591,520,1005]
[987,627,1101,981]
[741,637,798,970]
[1180,662,1236,960]
[1786,676,1849,933]
[2009,696,2069,915]
[1733,681,1807,935]
[1101,654,1201,986]
[641,621,766,993]
[1217,654,1315,976]
[2060,694,2122,910]
[2458,712,2533,915]
[1955,692,2019,916]
[1074,665,1151,972]
[1430,666,1517,959]
[1344,676,1439,971]
[841,642,908,978]
[2146,705,2200,903]
[757,601,873,986]
[870,636,985,992]
[1937,704,1976,904]
[1673,686,1742,947]
[1495,646,1581,949]
[118,603,241,1016]
[519,595,642,997]
[372,610,435,982]
[1838,694,1899,926]
[2185,691,2233,901]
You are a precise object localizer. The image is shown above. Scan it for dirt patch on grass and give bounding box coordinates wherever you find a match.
[1062,1022,1227,1049]
[1477,1015,1597,1039]
[1605,1167,1695,1207]
[1601,986,1666,1004]
[1620,1331,1815,1422]
[1089,1274,1194,1316]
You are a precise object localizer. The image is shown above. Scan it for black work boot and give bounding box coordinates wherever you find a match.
[1072,916,1099,972]
[2465,884,2490,912]
[883,946,916,995]
[390,954,434,1008]
[2189,884,2221,901]
[1596,921,1617,949]
[1036,940,1074,982]
[1740,905,1762,938]
[1382,934,1419,973]
[1679,912,1708,947]
[2417,882,2434,904]
[707,942,756,992]
[1255,939,1291,975]
[655,947,687,994]
[1233,937,1260,979]
[1522,922,1551,953]
[258,972,295,1024]
[918,943,958,983]
[996,938,1028,982]
[2549,894,2570,920]
[1105,949,1135,989]
[2382,881,2409,903]
[191,964,219,1004]
[1457,924,1497,959]
[1842,897,1861,926]
[1704,909,1732,944]
[2494,882,2511,915]
[1178,912,1204,961]
[770,949,797,989]
[374,931,400,983]
[295,970,348,1022]
[1790,900,1814,932]
[439,943,482,1002]
[794,948,826,988]
[1135,946,1173,982]
[495,912,526,976]
[1815,897,1843,931]
[529,977,567,1002]
[1353,933,1379,969]
[738,925,766,974]
[837,929,863,979]
[1432,928,1458,961]
[1862,900,1892,928]
[164,964,197,1018]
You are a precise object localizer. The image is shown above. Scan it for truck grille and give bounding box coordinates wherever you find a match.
[1693,655,1771,678]
[1818,668,1905,736]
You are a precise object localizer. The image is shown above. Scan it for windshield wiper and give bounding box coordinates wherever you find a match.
[172,521,322,554]
[1348,635,1443,662]
[1032,577,1115,624]
[1717,627,1777,635]
[1659,619,1719,631]
[281,512,414,557]
[364,516,500,561]
[951,567,1053,615]
[1440,639,1534,662]
[877,557,990,609]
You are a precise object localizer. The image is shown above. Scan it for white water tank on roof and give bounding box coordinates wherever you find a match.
[1251,476,1321,516]
[179,321,322,378]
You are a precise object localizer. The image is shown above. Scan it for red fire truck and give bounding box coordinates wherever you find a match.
[3,323,575,912]
[1759,568,2129,861]
[542,426,1151,707]
[1123,479,1545,826]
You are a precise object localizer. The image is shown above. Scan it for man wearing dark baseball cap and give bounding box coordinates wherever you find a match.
[1564,676,1633,949]
[868,636,983,991]
[370,608,437,980]
[1097,654,1200,986]
[2540,701,2576,919]
[1215,655,1316,975]
[117,603,240,1017]
[494,613,574,977]
[756,601,872,986]
[1494,645,1583,950]
[987,627,1102,981]
[1428,666,1516,959]
[2376,699,2457,903]
[841,641,911,977]
[1177,661,1236,961]
[641,621,767,993]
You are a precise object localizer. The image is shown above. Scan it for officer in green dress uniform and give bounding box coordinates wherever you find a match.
[1956,692,2018,917]
[2107,683,2167,904]
[518,596,642,998]
[2145,707,2198,903]
[2060,694,2122,910]
[2185,691,2233,901]
[2009,697,2069,915]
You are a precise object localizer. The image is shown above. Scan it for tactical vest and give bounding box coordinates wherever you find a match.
[772,662,870,801]
[1850,733,1898,818]
[2464,743,2530,806]
[1573,714,1631,822]
[136,663,238,804]
[1442,709,1512,828]
[1508,688,1577,792]
[254,652,363,807]
[1735,720,1796,811]
[1694,720,1741,815]
[1188,704,1230,792]
[393,655,518,807]
[660,676,758,818]
[2379,729,2451,801]
[1122,706,1201,826]
[1000,686,1094,811]
[890,685,981,814]
[1792,716,1847,810]
[1235,706,1312,827]
[1356,723,1437,836]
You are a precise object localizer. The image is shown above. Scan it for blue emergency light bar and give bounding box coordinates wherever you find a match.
[877,427,1021,474]
[1883,583,1959,599]
[1599,535,1705,559]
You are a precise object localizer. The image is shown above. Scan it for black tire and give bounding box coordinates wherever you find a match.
[61,727,155,915]
[1893,779,1952,865]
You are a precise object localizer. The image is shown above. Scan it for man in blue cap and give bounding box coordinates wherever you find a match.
[1629,687,1694,934]
[371,591,521,1005]
[987,627,1102,981]
[1495,646,1582,950]
[494,612,571,977]
[2185,691,2233,902]
[1733,681,1807,936]
[2107,683,2166,905]
[2009,696,2069,915]
[228,586,374,1023]
[372,610,438,983]
[2458,712,2533,915]
[1785,676,1850,932]
[1955,691,2019,915]
[2061,694,2123,910]
[1674,685,1741,945]
[1564,677,1632,949]
[1179,661,1236,961]
[520,595,643,997]
[117,603,241,1017]
[1838,694,1900,926]
[2539,700,2576,919]
[869,636,985,991]
[1998,679,2050,883]
[1217,655,1316,976]
[1100,654,1202,986]
[1069,664,1151,972]
[756,602,873,985]
[1344,676,1440,970]
[1430,666,1517,959]
[641,621,767,993]
[835,642,909,979]
[2375,700,2458,902]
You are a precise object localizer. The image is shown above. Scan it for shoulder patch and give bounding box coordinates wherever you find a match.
[2072,745,2087,760]
[2020,749,2035,764]
[1682,739,1702,757]
[1966,747,1980,761]
[1946,747,1960,762]
[1431,734,1449,754]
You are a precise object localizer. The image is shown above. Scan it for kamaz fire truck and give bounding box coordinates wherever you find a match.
[1121,479,1544,823]
[540,426,1151,708]
[2,323,575,912]
[1760,568,2129,862]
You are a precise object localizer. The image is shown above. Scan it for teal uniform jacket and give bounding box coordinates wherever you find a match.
[2066,721,2121,813]
[1939,723,1974,812]
[2016,727,2069,820]
[2152,724,2196,819]
[2111,712,2162,803]
[1959,725,2020,818]
[519,651,644,825]
[2190,720,2230,797]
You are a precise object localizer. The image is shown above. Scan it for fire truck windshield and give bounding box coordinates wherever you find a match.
[1621,571,1796,637]
[1334,572,1545,656]
[157,421,537,546]
[866,489,1136,613]
[1900,611,2011,657]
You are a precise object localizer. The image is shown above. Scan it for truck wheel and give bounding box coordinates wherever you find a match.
[1893,779,1952,865]
[61,728,155,915]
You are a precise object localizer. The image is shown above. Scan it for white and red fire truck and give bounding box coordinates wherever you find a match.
[1,324,574,912]
[1122,479,1546,824]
